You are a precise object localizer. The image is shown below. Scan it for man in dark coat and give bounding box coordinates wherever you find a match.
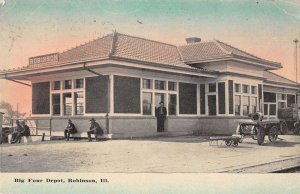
[64,119,77,141]
[87,118,104,142]
[10,120,22,144]
[155,101,167,132]
[14,120,30,143]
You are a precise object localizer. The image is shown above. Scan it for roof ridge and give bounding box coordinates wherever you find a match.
[109,31,118,56]
[215,40,260,59]
[177,40,216,47]
[213,39,232,55]
[265,70,298,84]
[116,32,177,48]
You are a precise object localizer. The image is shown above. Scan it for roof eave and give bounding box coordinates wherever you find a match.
[184,55,281,70]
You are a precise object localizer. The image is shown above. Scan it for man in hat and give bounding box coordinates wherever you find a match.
[155,101,167,132]
[64,119,77,141]
[87,118,104,142]
[10,120,22,143]
[13,120,30,143]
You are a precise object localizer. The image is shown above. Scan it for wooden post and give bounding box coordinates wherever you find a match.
[36,119,38,135]
[49,118,52,137]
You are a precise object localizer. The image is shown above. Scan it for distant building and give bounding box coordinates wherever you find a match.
[0,32,299,137]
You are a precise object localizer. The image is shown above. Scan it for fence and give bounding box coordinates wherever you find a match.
[8,117,52,136]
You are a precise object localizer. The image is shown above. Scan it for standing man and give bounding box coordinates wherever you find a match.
[87,118,104,142]
[155,101,167,132]
[14,120,30,143]
[64,119,77,141]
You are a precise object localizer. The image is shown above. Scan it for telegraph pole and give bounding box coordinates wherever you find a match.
[294,38,299,83]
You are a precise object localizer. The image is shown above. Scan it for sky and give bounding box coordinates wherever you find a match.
[0,0,299,114]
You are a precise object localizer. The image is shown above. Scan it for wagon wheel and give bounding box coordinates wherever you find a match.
[280,121,288,135]
[256,126,265,145]
[268,126,278,143]
[225,140,232,146]
[251,126,258,140]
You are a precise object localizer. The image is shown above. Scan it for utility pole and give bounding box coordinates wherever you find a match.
[294,38,299,83]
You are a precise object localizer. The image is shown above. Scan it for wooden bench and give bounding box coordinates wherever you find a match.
[8,134,45,144]
[69,133,112,140]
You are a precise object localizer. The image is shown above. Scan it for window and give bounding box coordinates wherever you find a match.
[235,95,241,116]
[200,84,206,115]
[278,102,286,109]
[251,97,257,113]
[63,93,72,115]
[74,92,84,115]
[142,92,152,115]
[155,93,166,107]
[235,84,241,93]
[52,94,60,115]
[86,76,108,113]
[264,104,268,115]
[155,80,166,90]
[179,83,197,114]
[269,104,276,115]
[75,79,84,89]
[168,82,176,91]
[277,94,286,101]
[208,83,216,92]
[114,76,140,113]
[208,95,216,115]
[218,82,225,114]
[242,96,250,116]
[264,92,276,102]
[168,94,177,115]
[63,80,72,90]
[32,82,50,114]
[143,79,152,89]
[52,81,60,90]
[287,94,295,107]
[251,86,257,94]
[242,85,249,93]
[50,78,85,116]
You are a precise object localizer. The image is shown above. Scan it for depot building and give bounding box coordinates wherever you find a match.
[1,32,299,138]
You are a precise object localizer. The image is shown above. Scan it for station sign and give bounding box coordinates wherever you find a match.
[29,53,59,65]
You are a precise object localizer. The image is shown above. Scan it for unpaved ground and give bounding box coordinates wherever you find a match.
[1,135,299,173]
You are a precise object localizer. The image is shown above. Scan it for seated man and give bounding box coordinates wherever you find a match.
[10,120,22,144]
[14,120,30,143]
[87,118,104,142]
[64,119,77,141]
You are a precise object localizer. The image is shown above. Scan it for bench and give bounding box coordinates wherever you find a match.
[69,133,112,140]
[8,133,45,144]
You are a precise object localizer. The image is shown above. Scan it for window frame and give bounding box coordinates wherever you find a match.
[234,82,259,117]
[50,78,85,116]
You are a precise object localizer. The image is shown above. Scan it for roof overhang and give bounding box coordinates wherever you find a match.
[263,81,300,90]
[183,54,282,70]
[0,57,218,80]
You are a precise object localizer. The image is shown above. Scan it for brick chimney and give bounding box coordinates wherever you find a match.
[186,37,201,44]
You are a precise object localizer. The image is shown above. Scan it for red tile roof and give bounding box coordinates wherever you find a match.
[263,71,298,86]
[112,33,186,67]
[59,33,113,63]
[178,40,282,68]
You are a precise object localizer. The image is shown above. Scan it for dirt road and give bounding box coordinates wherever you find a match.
[1,135,299,173]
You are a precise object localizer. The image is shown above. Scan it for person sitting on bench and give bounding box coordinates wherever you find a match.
[87,118,104,142]
[64,119,77,141]
[11,120,22,144]
[13,120,30,144]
